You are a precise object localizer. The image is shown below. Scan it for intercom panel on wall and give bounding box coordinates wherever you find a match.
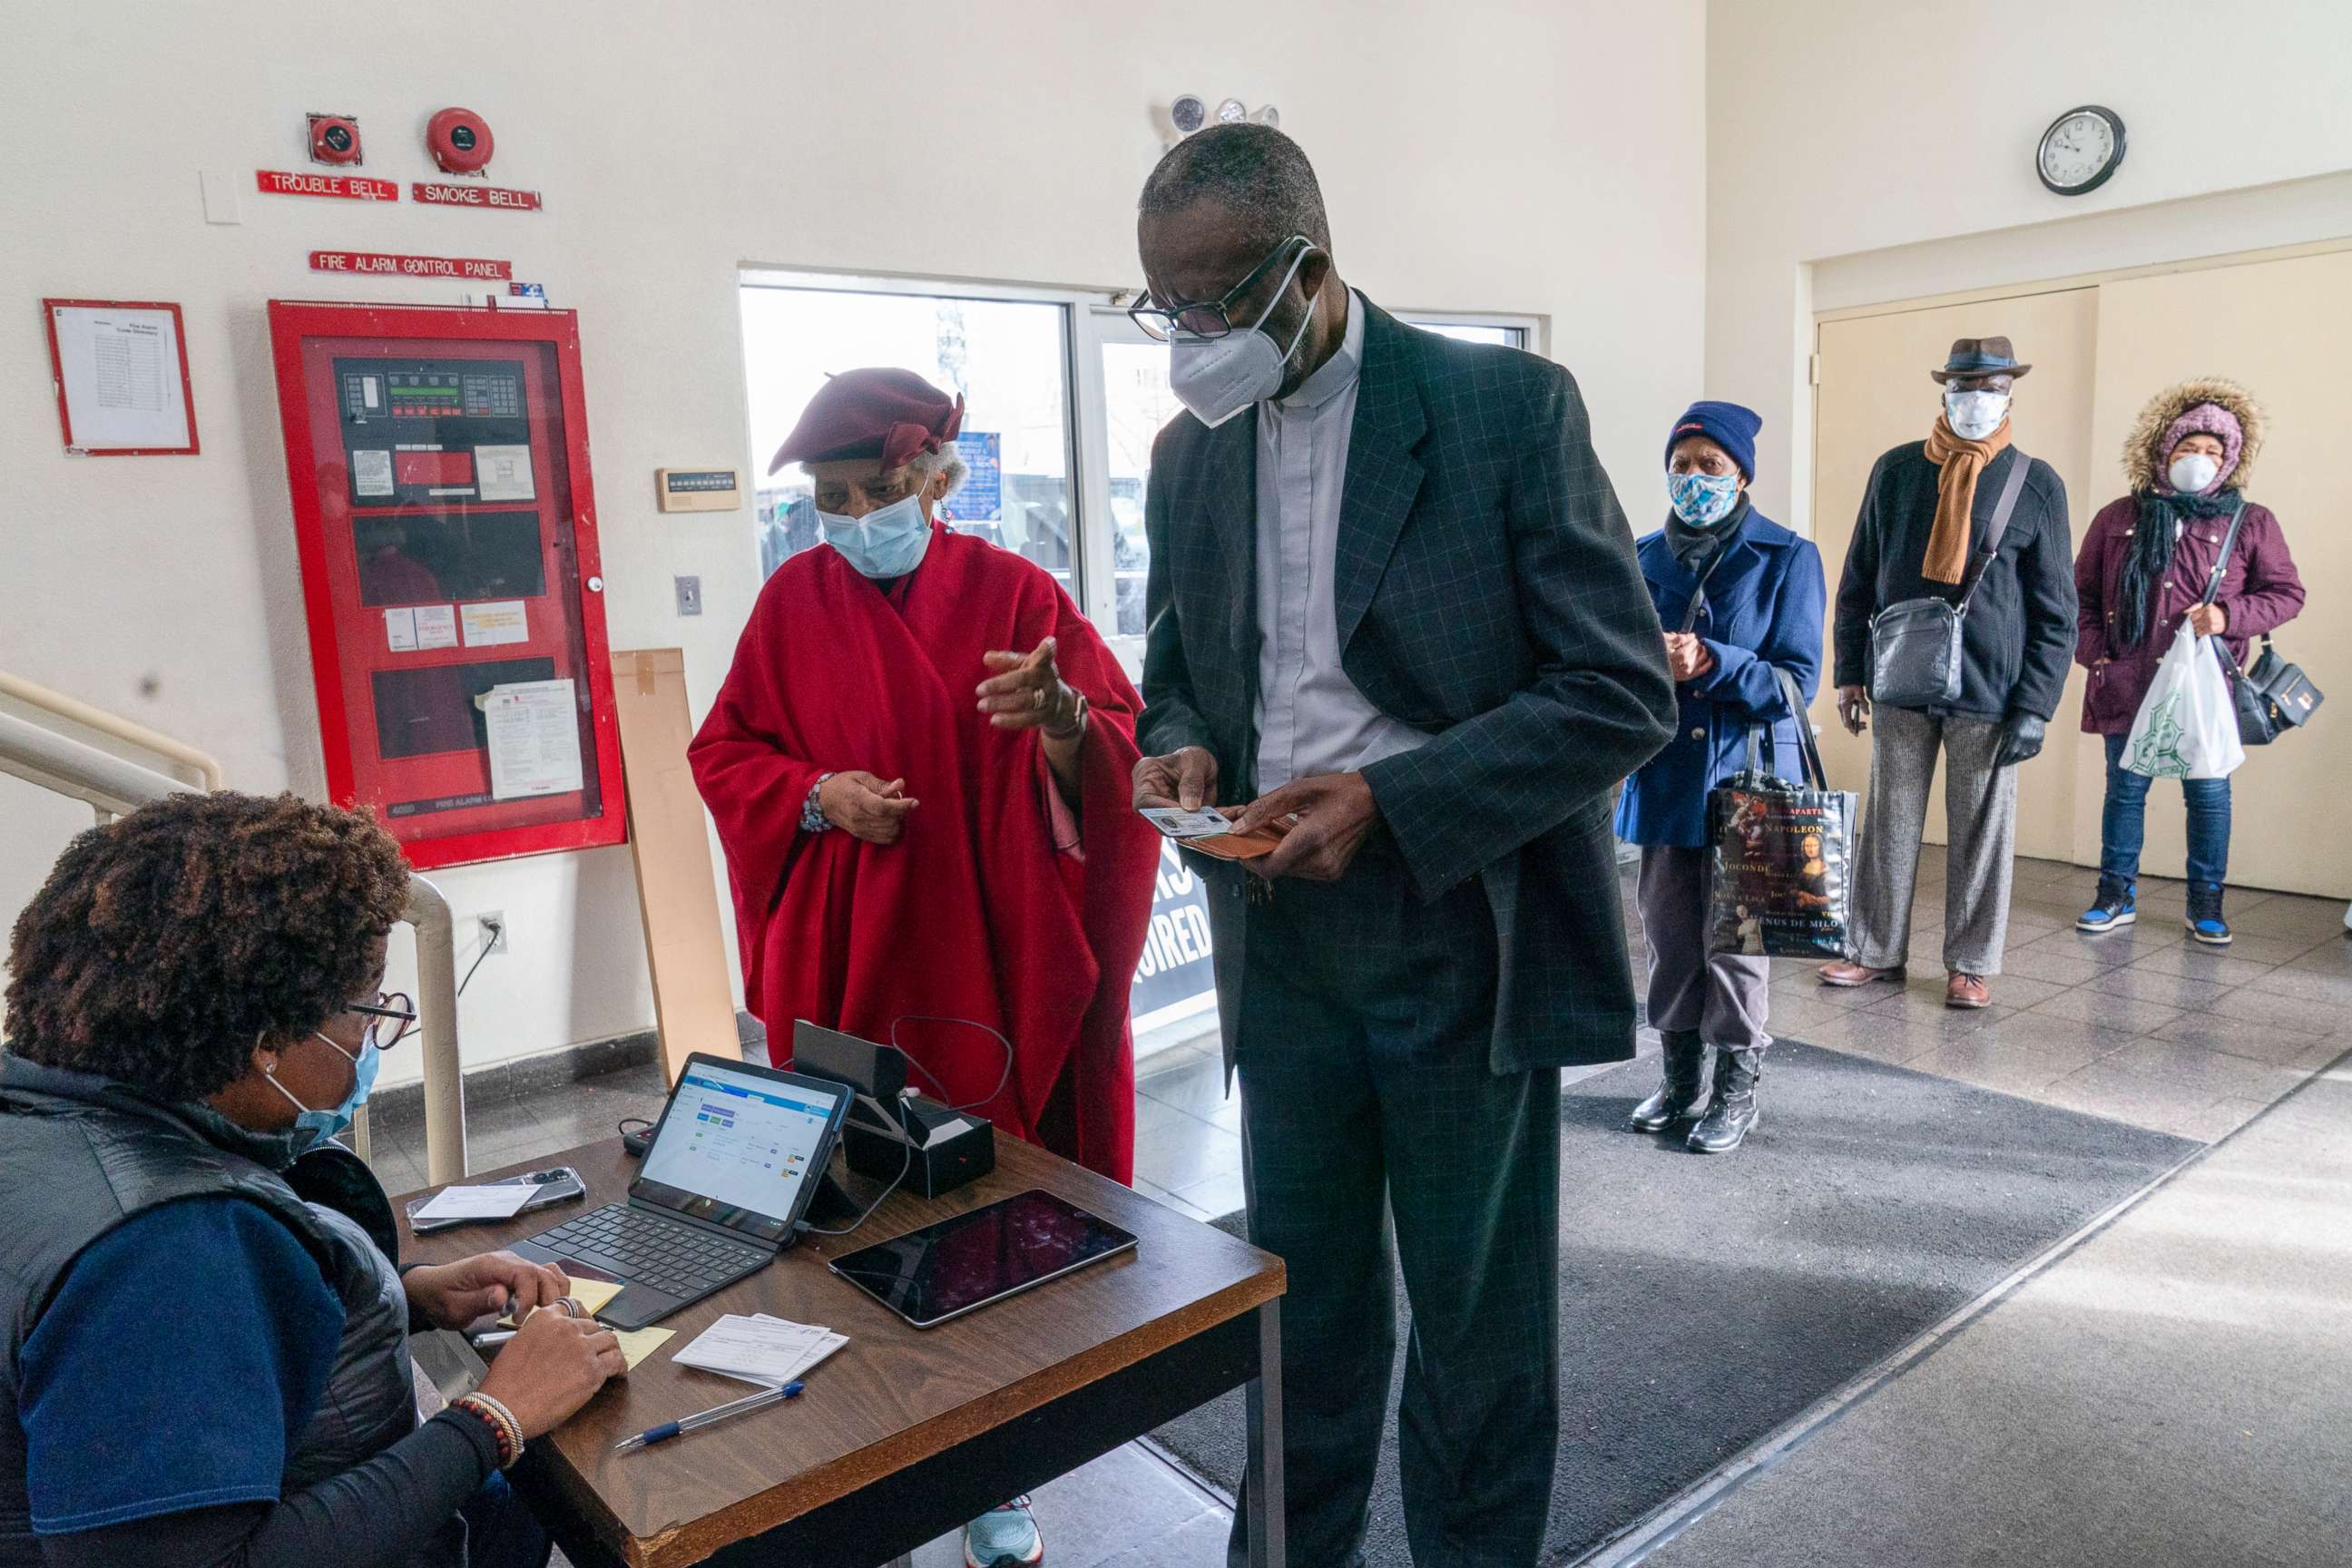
[267,301,625,869]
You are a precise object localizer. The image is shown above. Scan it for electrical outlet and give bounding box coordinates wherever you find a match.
[674,574,703,616]
[477,912,508,956]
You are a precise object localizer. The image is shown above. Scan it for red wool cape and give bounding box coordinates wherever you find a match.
[689,528,1160,1183]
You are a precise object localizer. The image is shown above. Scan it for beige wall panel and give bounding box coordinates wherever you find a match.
[2087,255,2351,897]
[1811,289,2101,864]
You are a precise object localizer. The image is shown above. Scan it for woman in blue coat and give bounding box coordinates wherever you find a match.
[1612,401,1825,1153]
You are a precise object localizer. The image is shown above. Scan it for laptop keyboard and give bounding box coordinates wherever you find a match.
[530,1203,770,1300]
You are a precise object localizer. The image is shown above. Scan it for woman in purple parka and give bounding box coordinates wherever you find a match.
[2073,377,2305,946]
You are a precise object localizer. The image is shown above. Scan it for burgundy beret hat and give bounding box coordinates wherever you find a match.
[767,367,965,475]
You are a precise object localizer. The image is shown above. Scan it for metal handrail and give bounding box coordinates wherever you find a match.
[0,689,467,1179]
[0,671,225,791]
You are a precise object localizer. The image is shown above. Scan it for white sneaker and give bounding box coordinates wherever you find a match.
[963,1496,1044,1567]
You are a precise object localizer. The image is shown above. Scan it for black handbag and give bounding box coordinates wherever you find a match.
[1867,448,2033,710]
[1707,667,1857,961]
[2200,505,2324,746]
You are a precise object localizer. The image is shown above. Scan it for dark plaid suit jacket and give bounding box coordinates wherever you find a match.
[1139,299,1678,1074]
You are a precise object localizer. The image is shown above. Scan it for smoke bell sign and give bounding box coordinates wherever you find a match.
[412,181,543,211]
[310,251,514,280]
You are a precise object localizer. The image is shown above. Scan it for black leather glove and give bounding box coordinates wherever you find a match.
[1995,712,2046,767]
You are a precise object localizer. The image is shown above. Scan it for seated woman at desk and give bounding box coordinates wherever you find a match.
[0,790,624,1568]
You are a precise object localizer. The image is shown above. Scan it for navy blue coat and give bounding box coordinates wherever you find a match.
[1614,506,1827,848]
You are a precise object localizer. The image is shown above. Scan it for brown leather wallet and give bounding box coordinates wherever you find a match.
[1176,807,1291,862]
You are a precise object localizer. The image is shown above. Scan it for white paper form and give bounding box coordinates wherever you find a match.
[412,1183,537,1221]
[415,604,459,650]
[475,444,535,502]
[50,304,193,452]
[352,449,395,497]
[672,1313,847,1387]
[481,679,583,800]
[386,608,419,652]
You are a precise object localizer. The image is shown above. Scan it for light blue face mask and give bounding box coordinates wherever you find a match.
[265,1030,380,1153]
[1669,470,1742,527]
[818,491,934,578]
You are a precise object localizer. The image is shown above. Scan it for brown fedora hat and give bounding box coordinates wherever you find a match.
[1929,336,2034,384]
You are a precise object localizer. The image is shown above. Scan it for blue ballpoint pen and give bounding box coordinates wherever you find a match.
[613,1380,806,1453]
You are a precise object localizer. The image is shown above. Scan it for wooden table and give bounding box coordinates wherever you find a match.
[398,1134,1286,1568]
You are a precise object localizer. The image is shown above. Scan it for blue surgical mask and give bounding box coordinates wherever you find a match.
[265,1030,379,1153]
[818,491,934,578]
[1669,471,1742,527]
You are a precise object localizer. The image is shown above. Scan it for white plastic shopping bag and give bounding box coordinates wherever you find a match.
[2123,623,2245,780]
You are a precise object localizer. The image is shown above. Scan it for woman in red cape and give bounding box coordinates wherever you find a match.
[690,368,1160,1185]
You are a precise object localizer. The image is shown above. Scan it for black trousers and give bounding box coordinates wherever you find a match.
[1226,843,1560,1568]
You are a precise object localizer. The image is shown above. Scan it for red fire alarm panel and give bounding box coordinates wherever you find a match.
[267,301,624,869]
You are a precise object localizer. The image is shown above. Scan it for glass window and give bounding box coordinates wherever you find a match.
[1098,324,1186,639]
[1414,320,1528,349]
[739,285,1074,590]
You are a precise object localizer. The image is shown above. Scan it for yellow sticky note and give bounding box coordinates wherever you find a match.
[499,1274,623,1328]
[613,1326,674,1370]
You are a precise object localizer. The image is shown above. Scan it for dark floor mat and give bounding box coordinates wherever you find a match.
[1150,1039,2198,1565]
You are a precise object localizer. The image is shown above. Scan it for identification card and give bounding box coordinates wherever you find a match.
[1141,807,1235,839]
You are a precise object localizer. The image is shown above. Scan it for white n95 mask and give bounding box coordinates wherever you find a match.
[2168,452,2221,495]
[1167,245,1319,429]
[1943,390,2010,442]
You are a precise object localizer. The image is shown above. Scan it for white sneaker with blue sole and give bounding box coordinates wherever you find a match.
[964,1496,1044,1568]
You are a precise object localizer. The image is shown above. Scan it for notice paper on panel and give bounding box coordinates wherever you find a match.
[460,600,529,646]
[483,680,583,800]
[415,604,459,650]
[475,444,534,502]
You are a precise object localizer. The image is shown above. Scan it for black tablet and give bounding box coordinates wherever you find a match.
[828,1189,1137,1328]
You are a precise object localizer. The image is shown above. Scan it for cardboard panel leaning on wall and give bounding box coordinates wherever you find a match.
[2085,250,2352,898]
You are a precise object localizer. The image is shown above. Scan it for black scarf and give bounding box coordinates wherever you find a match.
[1666,495,1750,577]
[2118,487,2238,648]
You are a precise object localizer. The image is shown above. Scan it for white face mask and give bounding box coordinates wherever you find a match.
[2168,452,2221,495]
[1943,390,2010,442]
[1166,245,1319,429]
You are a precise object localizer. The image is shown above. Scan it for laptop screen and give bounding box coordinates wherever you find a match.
[632,1061,846,1243]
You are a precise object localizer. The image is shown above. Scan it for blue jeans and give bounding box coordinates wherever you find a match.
[2101,733,2231,892]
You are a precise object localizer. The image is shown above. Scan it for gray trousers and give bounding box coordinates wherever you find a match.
[1636,845,1769,1053]
[1854,703,2017,975]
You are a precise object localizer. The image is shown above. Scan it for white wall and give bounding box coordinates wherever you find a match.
[1707,0,2352,531]
[0,0,1706,1085]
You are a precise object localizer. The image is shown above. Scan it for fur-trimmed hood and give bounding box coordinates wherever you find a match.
[2123,377,2265,494]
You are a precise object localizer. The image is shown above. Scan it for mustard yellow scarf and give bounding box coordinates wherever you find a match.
[1921,416,2013,584]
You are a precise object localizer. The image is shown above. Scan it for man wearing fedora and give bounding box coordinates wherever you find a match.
[1821,338,2077,1007]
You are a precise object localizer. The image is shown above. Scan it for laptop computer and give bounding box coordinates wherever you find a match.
[510,1053,851,1330]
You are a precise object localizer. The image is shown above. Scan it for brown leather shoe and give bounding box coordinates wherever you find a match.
[1945,972,1991,1009]
[1818,961,1905,988]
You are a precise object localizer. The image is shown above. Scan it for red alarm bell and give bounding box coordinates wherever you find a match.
[426,107,495,175]
[308,113,364,166]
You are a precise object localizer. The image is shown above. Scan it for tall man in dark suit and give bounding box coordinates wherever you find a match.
[1129,125,1677,1567]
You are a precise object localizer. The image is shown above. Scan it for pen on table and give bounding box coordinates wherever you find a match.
[614,1380,806,1454]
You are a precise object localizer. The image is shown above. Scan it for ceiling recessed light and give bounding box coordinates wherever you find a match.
[1171,94,1206,135]
[1253,103,1280,128]
[1216,97,1248,124]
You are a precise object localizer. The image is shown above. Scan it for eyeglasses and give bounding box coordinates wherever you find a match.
[1128,234,1314,342]
[346,991,417,1050]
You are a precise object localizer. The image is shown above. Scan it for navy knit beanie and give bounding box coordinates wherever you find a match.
[1664,400,1762,480]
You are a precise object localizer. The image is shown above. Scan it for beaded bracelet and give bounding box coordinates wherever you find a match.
[451,1393,524,1470]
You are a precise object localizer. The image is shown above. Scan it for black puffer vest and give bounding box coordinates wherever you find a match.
[0,1055,458,1565]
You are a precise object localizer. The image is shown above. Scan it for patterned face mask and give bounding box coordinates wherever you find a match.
[1668,470,1741,527]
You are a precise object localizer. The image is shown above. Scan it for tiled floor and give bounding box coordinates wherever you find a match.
[368,847,2351,1565]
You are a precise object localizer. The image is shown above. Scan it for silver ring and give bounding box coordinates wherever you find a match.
[554,1296,583,1318]
[1034,687,1048,709]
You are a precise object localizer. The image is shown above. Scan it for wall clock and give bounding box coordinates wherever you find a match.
[2038,105,2125,195]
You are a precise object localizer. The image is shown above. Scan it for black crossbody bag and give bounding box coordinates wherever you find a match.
[1867,449,2033,710]
[2200,505,2324,745]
